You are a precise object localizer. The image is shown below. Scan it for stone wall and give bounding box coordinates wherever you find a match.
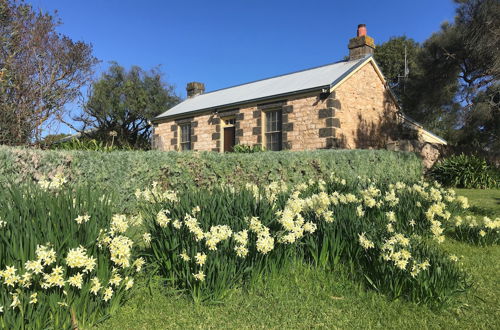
[153,61,401,152]
[286,94,331,150]
[386,140,446,169]
[237,105,258,147]
[332,61,399,149]
[154,113,217,151]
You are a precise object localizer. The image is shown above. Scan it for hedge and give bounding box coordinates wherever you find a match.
[0,146,422,210]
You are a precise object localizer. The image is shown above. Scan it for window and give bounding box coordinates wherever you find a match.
[265,109,282,151]
[224,118,235,126]
[179,123,191,151]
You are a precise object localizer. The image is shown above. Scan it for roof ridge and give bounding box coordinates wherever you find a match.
[195,58,357,97]
[154,56,372,120]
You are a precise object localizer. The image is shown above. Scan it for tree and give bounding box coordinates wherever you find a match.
[458,83,500,155]
[374,36,420,95]
[401,23,463,136]
[408,0,499,150]
[374,0,499,156]
[0,0,98,145]
[73,63,180,148]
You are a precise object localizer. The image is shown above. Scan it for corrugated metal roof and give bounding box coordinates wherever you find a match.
[155,56,369,120]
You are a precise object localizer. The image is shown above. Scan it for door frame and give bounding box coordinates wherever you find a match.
[220,115,236,153]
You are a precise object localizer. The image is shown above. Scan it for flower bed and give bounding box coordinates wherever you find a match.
[0,184,142,328]
[139,176,499,305]
[1,171,499,327]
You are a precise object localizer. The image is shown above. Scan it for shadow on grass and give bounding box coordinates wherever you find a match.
[468,205,496,217]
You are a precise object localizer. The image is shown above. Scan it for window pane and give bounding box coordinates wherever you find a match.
[265,109,282,151]
[266,132,281,151]
[180,123,191,151]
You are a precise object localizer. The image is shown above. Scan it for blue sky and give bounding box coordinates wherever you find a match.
[28,0,457,134]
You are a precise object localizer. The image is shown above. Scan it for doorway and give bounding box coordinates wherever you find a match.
[222,117,236,152]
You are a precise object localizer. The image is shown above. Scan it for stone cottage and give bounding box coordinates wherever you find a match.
[151,24,446,153]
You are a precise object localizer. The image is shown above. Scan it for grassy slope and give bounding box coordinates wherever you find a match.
[98,190,500,329]
[455,189,500,215]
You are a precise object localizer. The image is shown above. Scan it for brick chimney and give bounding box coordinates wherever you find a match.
[186,82,205,98]
[348,24,375,60]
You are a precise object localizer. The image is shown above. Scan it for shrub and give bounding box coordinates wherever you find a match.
[139,177,481,306]
[430,154,500,189]
[0,146,423,211]
[233,144,265,153]
[0,183,142,329]
[49,137,133,152]
[446,215,500,245]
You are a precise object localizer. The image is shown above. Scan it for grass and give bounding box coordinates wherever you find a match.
[455,188,500,215]
[97,189,500,329]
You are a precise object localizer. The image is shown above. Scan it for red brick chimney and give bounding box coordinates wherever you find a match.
[348,24,375,60]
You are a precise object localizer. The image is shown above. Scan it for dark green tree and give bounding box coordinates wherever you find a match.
[459,83,500,155]
[401,22,463,136]
[73,63,180,149]
[374,0,499,155]
[374,36,420,94]
[413,0,498,149]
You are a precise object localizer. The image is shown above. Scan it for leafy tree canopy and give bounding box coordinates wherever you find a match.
[374,36,420,91]
[73,63,180,149]
[375,0,499,156]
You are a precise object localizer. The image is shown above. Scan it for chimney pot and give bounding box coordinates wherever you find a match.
[348,24,375,61]
[357,24,367,37]
[186,82,205,98]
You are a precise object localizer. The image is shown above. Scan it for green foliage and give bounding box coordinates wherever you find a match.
[0,184,140,329]
[456,83,500,155]
[142,188,291,302]
[98,238,500,330]
[50,138,133,152]
[39,134,71,147]
[92,189,500,329]
[74,63,180,149]
[142,178,474,306]
[447,215,499,246]
[233,144,265,153]
[0,147,423,212]
[430,154,500,189]
[374,1,500,156]
[374,36,420,92]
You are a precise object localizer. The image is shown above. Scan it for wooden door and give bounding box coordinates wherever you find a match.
[224,126,235,152]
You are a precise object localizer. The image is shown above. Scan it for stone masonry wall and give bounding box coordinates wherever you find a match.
[332,61,399,149]
[154,112,217,151]
[286,94,330,150]
[153,61,400,152]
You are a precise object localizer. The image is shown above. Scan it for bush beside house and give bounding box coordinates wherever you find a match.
[0,147,422,210]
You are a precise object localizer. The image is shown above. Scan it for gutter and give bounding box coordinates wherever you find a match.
[399,113,448,144]
[152,57,370,123]
[151,85,330,123]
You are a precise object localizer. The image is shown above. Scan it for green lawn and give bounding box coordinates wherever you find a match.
[98,189,500,329]
[455,188,500,215]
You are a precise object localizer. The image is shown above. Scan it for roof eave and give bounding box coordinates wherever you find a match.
[399,113,448,145]
[152,85,330,123]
